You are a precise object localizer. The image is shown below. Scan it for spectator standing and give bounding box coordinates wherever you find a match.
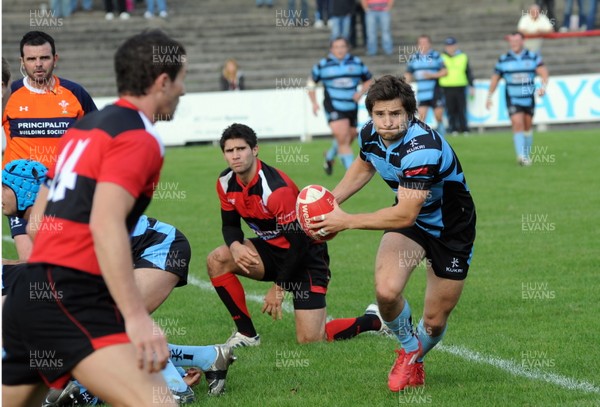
[145,0,169,18]
[559,0,585,31]
[104,0,130,19]
[535,0,557,29]
[349,0,367,48]
[71,0,94,12]
[439,37,474,135]
[361,0,394,56]
[585,0,597,30]
[289,0,309,21]
[330,0,354,40]
[314,0,330,27]
[518,4,554,54]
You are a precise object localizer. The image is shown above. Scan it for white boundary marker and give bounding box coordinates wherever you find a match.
[188,275,600,395]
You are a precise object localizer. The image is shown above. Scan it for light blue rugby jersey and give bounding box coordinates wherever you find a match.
[494,49,543,108]
[406,50,445,102]
[358,119,475,239]
[311,53,372,112]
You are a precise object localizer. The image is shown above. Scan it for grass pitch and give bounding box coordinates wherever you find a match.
[3,128,599,406]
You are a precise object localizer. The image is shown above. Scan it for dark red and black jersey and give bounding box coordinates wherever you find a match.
[217,159,299,249]
[29,99,164,276]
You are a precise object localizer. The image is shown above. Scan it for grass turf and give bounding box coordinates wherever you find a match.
[3,128,599,406]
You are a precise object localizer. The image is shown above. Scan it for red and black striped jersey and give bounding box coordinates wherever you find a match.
[217,159,299,250]
[29,99,164,276]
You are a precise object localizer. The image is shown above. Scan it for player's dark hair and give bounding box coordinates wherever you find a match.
[2,57,11,86]
[365,75,418,119]
[511,31,525,39]
[418,34,431,42]
[220,123,258,152]
[115,30,186,96]
[20,31,56,57]
[329,36,349,48]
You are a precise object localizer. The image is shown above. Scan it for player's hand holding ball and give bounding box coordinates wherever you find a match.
[296,185,347,241]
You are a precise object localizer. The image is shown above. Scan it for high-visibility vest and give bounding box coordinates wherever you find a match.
[439,52,469,87]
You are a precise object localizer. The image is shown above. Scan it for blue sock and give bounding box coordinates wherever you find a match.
[72,380,99,405]
[339,153,354,169]
[416,319,446,362]
[169,343,218,371]
[523,131,533,158]
[325,140,338,162]
[383,299,419,352]
[513,132,526,158]
[162,358,188,393]
[436,121,445,137]
[176,366,186,377]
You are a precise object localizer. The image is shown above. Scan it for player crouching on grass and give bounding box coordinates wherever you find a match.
[2,163,235,405]
[310,75,476,391]
[1,159,47,266]
[207,123,388,348]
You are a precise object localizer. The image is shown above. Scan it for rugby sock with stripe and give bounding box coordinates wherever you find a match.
[384,299,419,352]
[514,132,526,159]
[325,140,338,162]
[416,318,446,362]
[325,314,382,341]
[524,131,533,158]
[211,273,257,338]
[162,358,189,393]
[340,153,354,169]
[168,343,218,371]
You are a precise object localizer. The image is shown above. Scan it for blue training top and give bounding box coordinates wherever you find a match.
[311,53,372,112]
[406,50,445,102]
[494,49,543,108]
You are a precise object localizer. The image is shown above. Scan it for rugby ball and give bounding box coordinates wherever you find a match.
[296,185,337,241]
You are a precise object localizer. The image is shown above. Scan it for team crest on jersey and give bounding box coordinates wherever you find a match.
[58,100,69,114]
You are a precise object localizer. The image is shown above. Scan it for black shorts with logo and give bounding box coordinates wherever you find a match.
[385,223,475,281]
[325,108,358,128]
[2,264,129,388]
[250,237,331,310]
[418,86,445,109]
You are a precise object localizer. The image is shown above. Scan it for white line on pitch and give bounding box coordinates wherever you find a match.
[187,275,600,395]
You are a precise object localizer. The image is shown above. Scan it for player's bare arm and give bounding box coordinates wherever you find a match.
[331,157,376,204]
[90,182,169,374]
[536,65,549,96]
[312,186,427,233]
[486,74,501,109]
[404,72,414,83]
[26,184,49,240]
[353,79,373,102]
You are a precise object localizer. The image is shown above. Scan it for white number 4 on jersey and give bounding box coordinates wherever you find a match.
[48,138,91,202]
